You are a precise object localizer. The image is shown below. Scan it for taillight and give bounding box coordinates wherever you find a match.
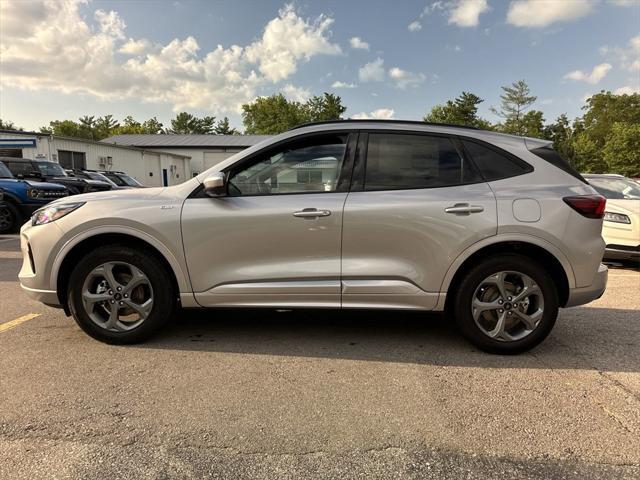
[563,195,606,219]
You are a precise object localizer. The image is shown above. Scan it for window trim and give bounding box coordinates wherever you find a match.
[191,131,358,198]
[351,130,485,193]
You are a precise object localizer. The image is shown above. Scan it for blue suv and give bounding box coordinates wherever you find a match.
[0,160,68,233]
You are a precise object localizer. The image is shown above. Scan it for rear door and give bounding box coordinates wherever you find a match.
[341,132,497,309]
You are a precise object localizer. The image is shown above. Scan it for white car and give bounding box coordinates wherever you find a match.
[584,174,640,264]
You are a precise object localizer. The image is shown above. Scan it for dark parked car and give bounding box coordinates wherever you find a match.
[0,161,68,233]
[66,169,126,190]
[1,158,111,195]
[97,170,145,188]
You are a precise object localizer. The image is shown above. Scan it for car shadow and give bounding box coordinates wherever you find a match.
[142,306,640,372]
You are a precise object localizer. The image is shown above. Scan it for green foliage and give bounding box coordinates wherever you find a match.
[112,116,164,135]
[168,112,217,134]
[544,114,575,165]
[0,118,23,131]
[492,80,537,136]
[602,122,640,177]
[424,91,492,129]
[213,117,239,135]
[242,92,346,134]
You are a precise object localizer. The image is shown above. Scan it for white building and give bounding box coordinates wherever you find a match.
[0,130,191,187]
[101,134,271,176]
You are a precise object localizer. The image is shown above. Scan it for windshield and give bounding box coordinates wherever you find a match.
[34,161,67,177]
[0,162,14,179]
[587,176,640,200]
[114,173,142,187]
[86,171,117,185]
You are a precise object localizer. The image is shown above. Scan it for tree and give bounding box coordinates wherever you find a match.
[491,80,537,135]
[0,118,22,131]
[78,115,97,139]
[511,110,547,139]
[214,117,238,135]
[424,91,492,129]
[304,93,346,122]
[94,115,119,139]
[112,116,164,135]
[168,112,216,134]
[43,120,88,139]
[242,92,346,134]
[242,94,308,134]
[602,122,640,177]
[544,114,576,166]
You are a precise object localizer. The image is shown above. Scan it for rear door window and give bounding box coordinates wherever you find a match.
[364,133,481,190]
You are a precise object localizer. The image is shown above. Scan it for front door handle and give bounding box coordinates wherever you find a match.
[444,203,485,215]
[293,208,332,219]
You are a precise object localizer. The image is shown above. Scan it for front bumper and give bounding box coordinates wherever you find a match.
[565,263,608,307]
[18,221,66,307]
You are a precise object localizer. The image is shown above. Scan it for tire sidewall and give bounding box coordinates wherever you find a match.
[0,202,20,234]
[453,254,559,354]
[68,245,174,344]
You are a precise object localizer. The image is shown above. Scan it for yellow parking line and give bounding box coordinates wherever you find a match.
[0,314,41,333]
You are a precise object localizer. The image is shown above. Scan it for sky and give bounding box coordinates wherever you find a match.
[1,0,639,132]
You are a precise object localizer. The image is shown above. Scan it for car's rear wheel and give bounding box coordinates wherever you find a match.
[68,245,175,344]
[452,254,559,354]
[0,202,21,234]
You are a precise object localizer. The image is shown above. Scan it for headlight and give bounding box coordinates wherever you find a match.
[27,188,45,199]
[603,212,631,224]
[31,202,85,226]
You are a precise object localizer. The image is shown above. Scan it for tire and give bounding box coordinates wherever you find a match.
[452,253,559,355]
[68,244,175,344]
[0,202,21,234]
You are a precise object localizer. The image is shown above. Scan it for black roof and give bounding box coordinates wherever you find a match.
[292,119,480,130]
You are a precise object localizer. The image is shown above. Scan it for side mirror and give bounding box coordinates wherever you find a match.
[203,172,227,197]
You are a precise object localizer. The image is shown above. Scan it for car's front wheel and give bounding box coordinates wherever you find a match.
[0,202,21,234]
[452,254,559,354]
[68,245,175,344]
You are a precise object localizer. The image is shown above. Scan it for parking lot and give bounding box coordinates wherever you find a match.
[0,233,638,479]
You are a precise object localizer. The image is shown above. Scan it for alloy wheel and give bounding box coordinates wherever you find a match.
[471,271,544,342]
[81,261,154,332]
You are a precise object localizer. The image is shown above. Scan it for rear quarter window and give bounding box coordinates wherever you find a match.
[461,140,533,182]
[529,146,587,184]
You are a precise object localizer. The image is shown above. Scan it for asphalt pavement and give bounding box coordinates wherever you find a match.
[0,234,639,479]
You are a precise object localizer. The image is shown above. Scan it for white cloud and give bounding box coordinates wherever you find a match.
[358,58,386,82]
[388,67,426,88]
[449,0,489,27]
[119,38,153,55]
[331,81,358,88]
[349,37,370,50]
[281,84,311,102]
[614,85,640,95]
[603,35,640,72]
[0,1,342,113]
[408,21,422,32]
[564,63,612,84]
[507,0,594,28]
[351,108,395,119]
[454,45,461,52]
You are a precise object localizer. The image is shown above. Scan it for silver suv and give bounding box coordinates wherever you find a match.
[18,121,608,353]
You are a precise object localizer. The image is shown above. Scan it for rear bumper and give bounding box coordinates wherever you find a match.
[565,263,608,307]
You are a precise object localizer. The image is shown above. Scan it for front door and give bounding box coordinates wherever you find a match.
[341,132,497,309]
[181,132,356,307]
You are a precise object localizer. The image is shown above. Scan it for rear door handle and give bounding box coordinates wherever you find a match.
[293,208,332,219]
[444,203,485,215]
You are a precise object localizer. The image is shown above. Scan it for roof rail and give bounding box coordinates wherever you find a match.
[291,119,480,130]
